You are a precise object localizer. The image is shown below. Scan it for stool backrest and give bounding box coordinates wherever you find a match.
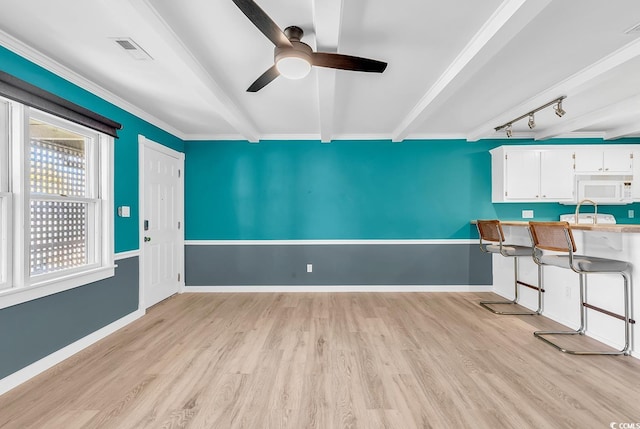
[476,220,504,243]
[528,221,577,252]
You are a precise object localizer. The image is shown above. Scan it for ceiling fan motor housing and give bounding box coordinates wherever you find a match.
[283,25,304,42]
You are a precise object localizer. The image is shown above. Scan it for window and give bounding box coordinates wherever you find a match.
[0,100,10,291]
[0,97,114,309]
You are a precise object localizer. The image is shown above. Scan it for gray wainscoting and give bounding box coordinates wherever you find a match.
[185,242,491,286]
[0,256,139,380]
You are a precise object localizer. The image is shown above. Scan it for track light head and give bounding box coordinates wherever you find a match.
[505,123,513,138]
[554,100,566,117]
[528,113,535,129]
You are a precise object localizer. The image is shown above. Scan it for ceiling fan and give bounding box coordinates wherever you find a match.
[232,0,388,92]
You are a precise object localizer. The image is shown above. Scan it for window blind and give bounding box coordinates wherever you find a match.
[0,71,122,138]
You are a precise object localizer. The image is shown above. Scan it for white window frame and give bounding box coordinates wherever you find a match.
[0,99,11,292]
[0,99,114,310]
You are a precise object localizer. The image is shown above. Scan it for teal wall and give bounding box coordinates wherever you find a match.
[0,46,184,252]
[184,138,640,240]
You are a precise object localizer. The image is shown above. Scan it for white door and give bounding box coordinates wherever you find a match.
[139,136,184,309]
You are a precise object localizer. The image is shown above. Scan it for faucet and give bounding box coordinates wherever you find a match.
[575,199,598,224]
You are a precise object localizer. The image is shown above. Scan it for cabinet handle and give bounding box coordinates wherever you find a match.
[599,168,603,171]
[542,195,546,198]
[605,168,609,171]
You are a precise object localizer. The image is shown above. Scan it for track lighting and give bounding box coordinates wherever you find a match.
[554,99,566,117]
[495,96,566,137]
[528,113,535,129]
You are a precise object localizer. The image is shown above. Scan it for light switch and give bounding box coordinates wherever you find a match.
[118,206,131,217]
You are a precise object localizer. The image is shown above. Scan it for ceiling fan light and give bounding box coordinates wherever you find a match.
[276,56,311,79]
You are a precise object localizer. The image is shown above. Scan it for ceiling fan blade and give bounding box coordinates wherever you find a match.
[312,52,387,73]
[247,65,280,92]
[232,0,292,48]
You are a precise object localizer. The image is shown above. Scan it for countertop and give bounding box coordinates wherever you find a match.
[472,220,640,233]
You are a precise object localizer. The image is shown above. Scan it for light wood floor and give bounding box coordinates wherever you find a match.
[1,292,639,429]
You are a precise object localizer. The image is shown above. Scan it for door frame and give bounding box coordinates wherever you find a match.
[138,135,185,310]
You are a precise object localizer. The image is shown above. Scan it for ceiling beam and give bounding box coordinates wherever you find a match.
[468,36,640,142]
[606,123,640,141]
[315,67,337,143]
[312,0,343,143]
[534,93,640,140]
[129,0,260,142]
[391,0,551,142]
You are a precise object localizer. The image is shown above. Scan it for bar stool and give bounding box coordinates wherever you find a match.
[528,221,635,355]
[476,220,543,315]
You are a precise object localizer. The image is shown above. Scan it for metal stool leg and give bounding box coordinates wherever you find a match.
[534,272,634,355]
[480,257,543,315]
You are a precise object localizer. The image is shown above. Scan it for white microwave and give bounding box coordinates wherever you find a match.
[577,180,632,204]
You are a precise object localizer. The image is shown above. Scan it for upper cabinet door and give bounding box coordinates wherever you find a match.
[603,150,633,173]
[539,150,574,200]
[505,150,540,199]
[574,149,632,173]
[574,149,603,172]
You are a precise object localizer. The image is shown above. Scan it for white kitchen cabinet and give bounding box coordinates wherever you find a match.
[492,144,640,204]
[492,147,574,202]
[539,150,575,199]
[504,150,539,199]
[574,149,632,174]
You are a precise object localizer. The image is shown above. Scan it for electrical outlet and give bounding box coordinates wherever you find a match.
[629,209,635,219]
[306,263,313,273]
[522,210,534,219]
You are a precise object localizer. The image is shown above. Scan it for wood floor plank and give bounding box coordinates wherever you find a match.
[1,292,639,428]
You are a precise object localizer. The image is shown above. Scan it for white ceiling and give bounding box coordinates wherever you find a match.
[1,0,640,142]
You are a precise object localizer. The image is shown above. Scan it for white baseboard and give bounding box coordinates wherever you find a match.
[0,309,145,397]
[184,285,493,293]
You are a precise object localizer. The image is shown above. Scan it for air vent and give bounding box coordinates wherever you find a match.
[112,37,153,60]
[624,22,640,34]
[115,39,137,50]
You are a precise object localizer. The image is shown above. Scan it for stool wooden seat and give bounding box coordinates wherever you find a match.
[476,220,543,315]
[528,221,634,356]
